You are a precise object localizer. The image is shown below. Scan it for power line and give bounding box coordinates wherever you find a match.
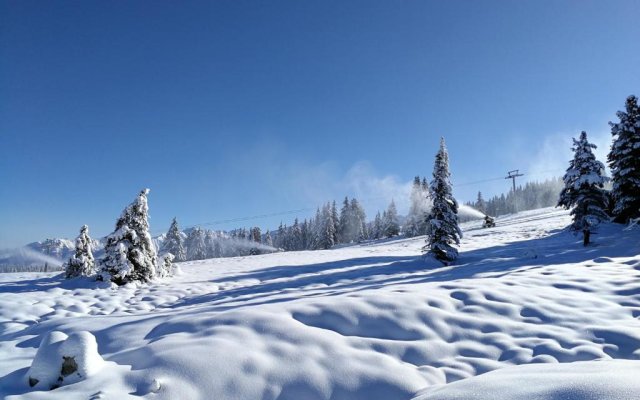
[150,170,565,235]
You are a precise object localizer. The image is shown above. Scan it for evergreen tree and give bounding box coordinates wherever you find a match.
[65,225,95,278]
[558,131,609,245]
[163,217,186,262]
[350,198,366,241]
[338,197,351,243]
[205,230,217,258]
[291,219,302,250]
[301,219,311,249]
[158,253,174,278]
[331,200,340,244]
[186,227,207,260]
[100,189,158,284]
[373,211,383,239]
[476,192,487,214]
[317,203,336,249]
[276,223,286,249]
[608,95,640,222]
[264,229,273,247]
[424,138,462,262]
[383,199,400,237]
[251,227,262,243]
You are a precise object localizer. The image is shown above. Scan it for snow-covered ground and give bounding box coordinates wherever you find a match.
[1,207,640,399]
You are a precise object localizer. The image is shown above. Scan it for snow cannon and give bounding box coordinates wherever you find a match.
[482,214,496,228]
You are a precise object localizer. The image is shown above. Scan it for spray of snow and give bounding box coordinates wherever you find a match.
[458,204,486,219]
[0,247,64,267]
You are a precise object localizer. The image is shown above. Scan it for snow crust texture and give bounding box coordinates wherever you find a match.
[1,208,640,399]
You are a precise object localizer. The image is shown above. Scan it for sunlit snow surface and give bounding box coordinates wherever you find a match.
[1,208,639,399]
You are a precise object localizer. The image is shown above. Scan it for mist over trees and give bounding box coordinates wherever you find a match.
[466,178,565,218]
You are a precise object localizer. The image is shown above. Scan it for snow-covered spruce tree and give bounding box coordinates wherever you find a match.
[372,211,382,239]
[264,229,273,247]
[608,95,640,223]
[186,227,207,260]
[476,192,487,214]
[316,203,336,249]
[558,131,609,245]
[383,199,400,238]
[424,138,462,263]
[65,225,95,278]
[100,189,158,284]
[163,217,186,262]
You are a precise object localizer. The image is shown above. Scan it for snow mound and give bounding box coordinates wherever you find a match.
[27,331,68,389]
[413,360,640,400]
[27,331,104,390]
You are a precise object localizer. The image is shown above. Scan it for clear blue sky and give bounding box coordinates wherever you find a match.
[1,0,639,247]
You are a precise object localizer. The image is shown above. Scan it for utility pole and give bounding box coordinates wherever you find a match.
[505,170,524,212]
[505,170,524,193]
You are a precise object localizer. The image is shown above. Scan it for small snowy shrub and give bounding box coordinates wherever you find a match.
[65,225,95,278]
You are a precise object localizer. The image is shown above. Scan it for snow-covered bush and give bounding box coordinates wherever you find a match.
[65,225,95,278]
[27,331,103,390]
[100,189,158,285]
[157,253,175,278]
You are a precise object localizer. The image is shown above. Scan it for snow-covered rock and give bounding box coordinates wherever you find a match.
[26,331,103,390]
[27,331,68,389]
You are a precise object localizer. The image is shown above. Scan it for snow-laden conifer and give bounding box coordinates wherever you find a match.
[163,217,186,262]
[558,131,609,245]
[157,253,174,278]
[65,225,95,278]
[608,95,640,223]
[383,200,400,238]
[100,189,157,284]
[424,138,462,262]
[186,227,207,260]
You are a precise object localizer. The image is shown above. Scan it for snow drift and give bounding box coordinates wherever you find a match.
[1,208,639,399]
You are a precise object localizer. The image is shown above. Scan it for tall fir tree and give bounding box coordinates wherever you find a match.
[331,200,340,244]
[186,227,207,260]
[205,230,217,258]
[163,217,186,262]
[476,192,487,214]
[338,197,351,243]
[372,211,383,239]
[65,225,95,278]
[558,131,609,245]
[383,199,400,237]
[100,189,158,284]
[608,95,640,223]
[316,203,336,249]
[424,138,462,263]
[264,229,273,247]
[350,198,366,241]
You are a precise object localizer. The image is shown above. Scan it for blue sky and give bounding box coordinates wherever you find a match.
[1,0,639,247]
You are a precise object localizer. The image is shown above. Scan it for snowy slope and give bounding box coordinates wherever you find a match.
[1,207,640,399]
